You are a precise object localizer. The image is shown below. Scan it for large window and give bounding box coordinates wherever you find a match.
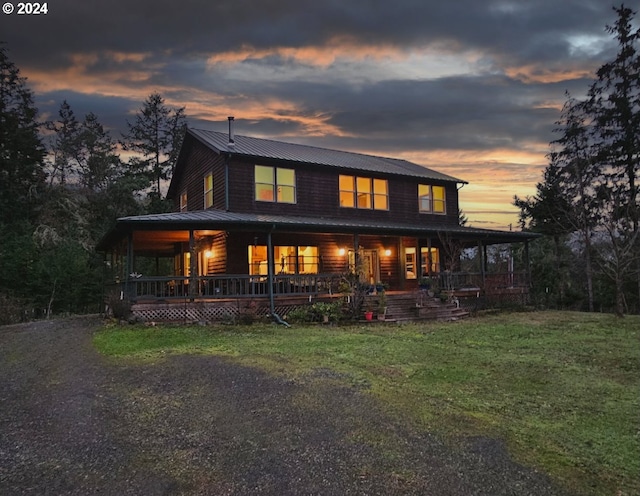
[339,175,388,210]
[248,245,318,275]
[204,173,213,208]
[405,247,417,279]
[255,165,296,203]
[420,247,440,275]
[418,184,446,214]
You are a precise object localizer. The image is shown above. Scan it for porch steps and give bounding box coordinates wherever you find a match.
[376,292,470,322]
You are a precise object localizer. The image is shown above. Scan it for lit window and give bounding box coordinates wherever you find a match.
[418,184,446,214]
[180,191,188,212]
[204,173,213,208]
[405,247,416,279]
[339,175,355,207]
[420,247,440,275]
[255,165,296,203]
[248,245,318,275]
[339,175,388,210]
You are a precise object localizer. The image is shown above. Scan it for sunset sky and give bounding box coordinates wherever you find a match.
[0,1,623,230]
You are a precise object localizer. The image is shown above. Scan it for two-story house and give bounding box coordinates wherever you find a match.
[98,119,536,322]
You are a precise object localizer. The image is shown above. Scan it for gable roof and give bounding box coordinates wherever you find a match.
[169,128,466,198]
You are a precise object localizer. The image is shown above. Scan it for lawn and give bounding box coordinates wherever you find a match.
[94,311,640,496]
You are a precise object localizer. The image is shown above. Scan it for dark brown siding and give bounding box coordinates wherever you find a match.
[225,156,460,226]
[207,232,228,274]
[224,231,403,289]
[174,139,461,225]
[175,140,226,212]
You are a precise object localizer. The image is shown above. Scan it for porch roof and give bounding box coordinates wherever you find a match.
[97,209,539,251]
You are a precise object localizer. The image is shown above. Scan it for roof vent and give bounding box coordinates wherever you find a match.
[227,116,235,148]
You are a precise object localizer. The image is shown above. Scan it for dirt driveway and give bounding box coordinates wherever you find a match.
[0,317,570,495]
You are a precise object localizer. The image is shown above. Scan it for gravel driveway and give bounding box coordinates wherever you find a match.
[0,316,570,495]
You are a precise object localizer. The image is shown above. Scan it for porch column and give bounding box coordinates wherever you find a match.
[267,229,275,314]
[189,230,197,298]
[525,239,531,287]
[427,237,433,277]
[125,232,134,299]
[478,240,486,289]
[353,233,359,274]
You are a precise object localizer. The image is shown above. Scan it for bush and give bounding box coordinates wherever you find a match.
[0,293,24,325]
[106,291,131,320]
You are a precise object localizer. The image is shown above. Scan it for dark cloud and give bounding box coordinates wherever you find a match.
[0,0,625,228]
[2,1,615,67]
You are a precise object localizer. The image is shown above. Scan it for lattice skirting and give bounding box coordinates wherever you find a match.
[130,297,329,323]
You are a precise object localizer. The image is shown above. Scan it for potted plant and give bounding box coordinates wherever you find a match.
[375,281,388,293]
[418,277,432,290]
[419,276,438,296]
[363,299,374,321]
[377,290,387,320]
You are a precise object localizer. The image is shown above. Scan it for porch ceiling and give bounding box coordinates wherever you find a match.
[131,230,223,255]
[97,209,539,252]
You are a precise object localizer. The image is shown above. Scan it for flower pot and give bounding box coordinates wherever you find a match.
[364,311,373,321]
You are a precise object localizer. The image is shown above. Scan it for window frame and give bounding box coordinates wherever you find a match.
[204,172,214,209]
[255,165,296,204]
[180,191,188,212]
[418,184,446,214]
[339,174,388,211]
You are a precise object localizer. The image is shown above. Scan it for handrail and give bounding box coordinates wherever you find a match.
[120,271,530,301]
[124,273,344,300]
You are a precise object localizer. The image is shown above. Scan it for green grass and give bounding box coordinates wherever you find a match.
[94,311,640,496]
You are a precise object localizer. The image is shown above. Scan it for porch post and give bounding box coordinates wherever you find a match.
[353,233,359,274]
[525,239,531,287]
[427,237,433,277]
[478,240,486,289]
[125,232,134,299]
[267,229,275,314]
[189,230,197,298]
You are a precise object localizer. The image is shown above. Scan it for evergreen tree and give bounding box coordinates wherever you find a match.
[46,100,81,185]
[587,4,640,315]
[516,5,640,314]
[0,45,46,226]
[121,92,186,210]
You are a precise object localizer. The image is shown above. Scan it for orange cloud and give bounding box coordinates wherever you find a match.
[206,36,406,68]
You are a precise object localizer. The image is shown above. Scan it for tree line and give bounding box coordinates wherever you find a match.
[515,5,639,316]
[0,44,186,323]
[1,5,638,322]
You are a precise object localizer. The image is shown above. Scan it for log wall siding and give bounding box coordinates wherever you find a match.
[225,156,460,226]
[221,232,407,288]
[173,139,226,212]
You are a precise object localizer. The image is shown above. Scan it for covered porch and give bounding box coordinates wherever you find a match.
[98,210,537,322]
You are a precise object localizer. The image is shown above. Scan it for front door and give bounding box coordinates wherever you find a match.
[360,250,379,285]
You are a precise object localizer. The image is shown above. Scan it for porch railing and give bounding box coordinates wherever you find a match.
[118,271,530,302]
[437,271,530,292]
[123,273,344,301]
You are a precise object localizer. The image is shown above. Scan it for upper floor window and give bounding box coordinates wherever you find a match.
[418,184,446,214]
[180,191,188,212]
[255,165,296,203]
[204,173,213,208]
[339,175,388,210]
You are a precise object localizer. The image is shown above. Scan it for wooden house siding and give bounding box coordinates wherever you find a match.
[224,155,460,225]
[222,231,403,287]
[173,138,226,212]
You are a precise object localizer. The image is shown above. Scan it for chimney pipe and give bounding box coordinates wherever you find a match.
[227,116,235,146]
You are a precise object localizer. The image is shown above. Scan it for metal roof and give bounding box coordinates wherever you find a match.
[97,209,537,250]
[189,128,466,184]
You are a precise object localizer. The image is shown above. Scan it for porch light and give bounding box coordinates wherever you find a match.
[205,250,213,258]
[338,248,346,256]
[384,249,392,256]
